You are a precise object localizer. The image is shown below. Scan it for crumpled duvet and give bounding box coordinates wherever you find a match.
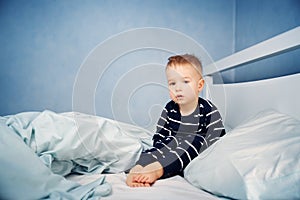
[0,110,153,199]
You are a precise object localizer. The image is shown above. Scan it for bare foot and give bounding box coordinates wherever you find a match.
[126,165,143,187]
[126,165,152,187]
[133,161,163,185]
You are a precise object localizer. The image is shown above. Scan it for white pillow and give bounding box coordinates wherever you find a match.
[184,110,300,200]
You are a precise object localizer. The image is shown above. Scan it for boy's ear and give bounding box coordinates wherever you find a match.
[198,78,205,92]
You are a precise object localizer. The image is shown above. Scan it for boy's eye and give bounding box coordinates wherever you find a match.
[169,82,175,86]
[184,80,190,84]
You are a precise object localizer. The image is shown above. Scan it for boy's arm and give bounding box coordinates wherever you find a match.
[203,100,226,149]
[152,107,171,146]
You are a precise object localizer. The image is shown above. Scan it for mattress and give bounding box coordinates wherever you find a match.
[66,173,220,200]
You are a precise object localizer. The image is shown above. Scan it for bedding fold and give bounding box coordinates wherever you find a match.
[0,116,112,199]
[0,110,153,199]
[4,110,153,175]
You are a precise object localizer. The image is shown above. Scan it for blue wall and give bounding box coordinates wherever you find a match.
[232,0,300,83]
[0,0,299,129]
[0,0,235,127]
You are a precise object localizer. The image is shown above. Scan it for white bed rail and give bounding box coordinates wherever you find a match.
[203,26,300,128]
[204,26,300,76]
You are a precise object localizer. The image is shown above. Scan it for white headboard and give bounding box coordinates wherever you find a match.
[204,27,300,129]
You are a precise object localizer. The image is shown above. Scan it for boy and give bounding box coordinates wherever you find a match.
[126,54,226,187]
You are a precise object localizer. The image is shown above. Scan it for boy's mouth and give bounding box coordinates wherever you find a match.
[176,95,184,99]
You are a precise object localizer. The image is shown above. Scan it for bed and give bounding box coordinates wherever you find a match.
[1,27,299,200]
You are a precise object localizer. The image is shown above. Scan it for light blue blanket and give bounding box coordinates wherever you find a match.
[0,110,153,199]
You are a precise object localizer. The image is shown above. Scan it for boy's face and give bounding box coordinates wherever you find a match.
[166,65,204,107]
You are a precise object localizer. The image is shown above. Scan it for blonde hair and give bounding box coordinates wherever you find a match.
[166,54,203,77]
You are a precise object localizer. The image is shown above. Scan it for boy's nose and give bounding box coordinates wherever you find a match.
[175,84,182,91]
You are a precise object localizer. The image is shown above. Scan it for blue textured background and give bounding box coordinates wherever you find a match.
[0,0,299,129]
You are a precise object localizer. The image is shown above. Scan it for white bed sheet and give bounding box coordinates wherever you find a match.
[67,173,220,200]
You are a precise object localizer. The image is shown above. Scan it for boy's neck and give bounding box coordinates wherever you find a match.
[179,98,199,116]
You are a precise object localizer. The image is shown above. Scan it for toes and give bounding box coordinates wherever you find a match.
[141,176,150,183]
[144,183,151,187]
[132,182,146,187]
[133,174,141,182]
[135,175,149,183]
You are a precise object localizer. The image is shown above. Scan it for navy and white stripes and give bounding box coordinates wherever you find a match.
[137,97,226,178]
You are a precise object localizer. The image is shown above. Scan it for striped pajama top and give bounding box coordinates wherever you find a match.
[140,97,226,178]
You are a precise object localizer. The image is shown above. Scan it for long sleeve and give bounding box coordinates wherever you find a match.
[143,98,226,179]
[194,99,226,154]
[152,107,169,146]
[152,101,180,146]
